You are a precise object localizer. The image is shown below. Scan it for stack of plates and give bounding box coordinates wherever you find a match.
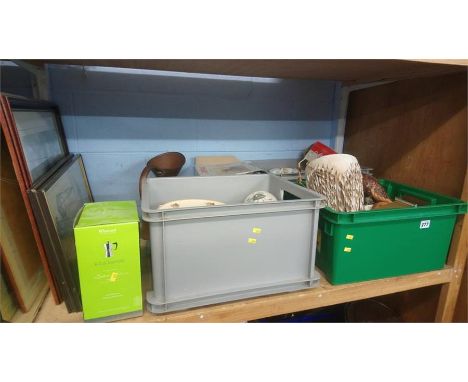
[268,168,299,176]
[158,199,224,210]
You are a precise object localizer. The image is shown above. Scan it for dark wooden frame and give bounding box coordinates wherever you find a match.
[28,154,93,312]
[0,94,70,304]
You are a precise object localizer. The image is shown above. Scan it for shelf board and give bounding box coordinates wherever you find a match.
[23,59,467,84]
[34,267,453,323]
[123,267,453,323]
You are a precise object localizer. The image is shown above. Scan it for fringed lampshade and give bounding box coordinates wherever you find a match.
[306,154,364,212]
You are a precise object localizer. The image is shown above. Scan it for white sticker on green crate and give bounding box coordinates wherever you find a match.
[344,247,352,253]
[420,220,431,229]
[346,234,354,240]
[248,238,257,244]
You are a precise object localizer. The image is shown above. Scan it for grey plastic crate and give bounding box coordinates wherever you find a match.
[141,174,326,313]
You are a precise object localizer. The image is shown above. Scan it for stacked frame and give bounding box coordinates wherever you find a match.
[29,155,93,312]
[0,94,70,306]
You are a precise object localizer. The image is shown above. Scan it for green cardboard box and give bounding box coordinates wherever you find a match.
[74,201,142,322]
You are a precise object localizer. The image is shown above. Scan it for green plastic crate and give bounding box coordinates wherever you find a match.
[286,179,467,284]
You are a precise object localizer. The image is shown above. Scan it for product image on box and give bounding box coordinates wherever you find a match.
[74,201,142,322]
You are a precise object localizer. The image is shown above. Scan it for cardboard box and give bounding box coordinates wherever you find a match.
[195,155,239,167]
[195,155,239,176]
[74,201,142,322]
[195,155,266,176]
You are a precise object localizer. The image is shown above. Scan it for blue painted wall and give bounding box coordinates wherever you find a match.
[48,65,340,202]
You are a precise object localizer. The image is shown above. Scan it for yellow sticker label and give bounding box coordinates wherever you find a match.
[110,272,118,282]
[252,227,262,234]
[346,234,354,240]
[344,247,352,253]
[248,238,257,244]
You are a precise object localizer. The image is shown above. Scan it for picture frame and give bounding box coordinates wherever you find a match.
[29,154,93,313]
[0,94,69,304]
[0,134,49,311]
[4,96,69,185]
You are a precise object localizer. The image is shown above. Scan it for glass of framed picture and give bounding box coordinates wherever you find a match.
[8,97,69,184]
[29,154,93,312]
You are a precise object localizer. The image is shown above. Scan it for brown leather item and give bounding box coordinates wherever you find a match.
[139,152,185,241]
[362,173,392,204]
[138,152,186,196]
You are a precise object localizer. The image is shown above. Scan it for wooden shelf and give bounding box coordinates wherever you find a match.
[23,59,467,84]
[121,268,453,323]
[23,62,465,323]
[34,267,453,323]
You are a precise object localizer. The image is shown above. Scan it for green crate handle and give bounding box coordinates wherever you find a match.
[321,203,467,225]
[394,187,438,205]
[320,219,334,236]
[379,179,457,206]
[294,178,467,225]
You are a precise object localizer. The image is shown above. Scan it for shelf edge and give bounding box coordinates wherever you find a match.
[122,267,453,323]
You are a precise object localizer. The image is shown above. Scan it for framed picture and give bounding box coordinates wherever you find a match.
[5,96,69,184]
[0,134,48,312]
[29,154,93,313]
[0,94,71,303]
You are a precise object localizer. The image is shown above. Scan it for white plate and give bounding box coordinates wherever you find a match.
[158,199,224,210]
[269,167,299,176]
[244,191,278,203]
